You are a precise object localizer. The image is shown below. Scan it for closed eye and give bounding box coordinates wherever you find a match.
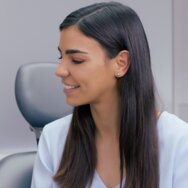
[72,59,84,64]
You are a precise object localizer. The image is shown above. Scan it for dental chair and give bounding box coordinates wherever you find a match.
[0,152,36,188]
[0,62,72,188]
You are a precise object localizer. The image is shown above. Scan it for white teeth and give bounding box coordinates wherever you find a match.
[64,84,79,89]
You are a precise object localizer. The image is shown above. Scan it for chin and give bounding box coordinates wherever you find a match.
[66,99,82,107]
[66,99,89,107]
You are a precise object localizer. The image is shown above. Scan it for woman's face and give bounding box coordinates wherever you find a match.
[56,25,118,106]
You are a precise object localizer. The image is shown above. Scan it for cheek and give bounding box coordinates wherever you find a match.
[85,70,116,94]
[72,61,115,89]
[71,66,97,84]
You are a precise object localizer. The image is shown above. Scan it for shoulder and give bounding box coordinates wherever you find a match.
[157,111,188,155]
[42,114,72,140]
[158,111,188,140]
[31,115,72,187]
[39,114,72,170]
[41,114,72,153]
[158,111,188,187]
[39,113,72,149]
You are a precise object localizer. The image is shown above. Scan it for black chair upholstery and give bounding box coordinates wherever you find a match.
[0,152,36,188]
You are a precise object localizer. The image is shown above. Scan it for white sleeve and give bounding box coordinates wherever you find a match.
[31,128,56,188]
[173,128,188,188]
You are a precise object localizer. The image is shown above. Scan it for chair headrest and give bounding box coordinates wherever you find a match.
[15,62,72,128]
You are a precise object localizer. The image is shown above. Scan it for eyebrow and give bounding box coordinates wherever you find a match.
[58,47,88,55]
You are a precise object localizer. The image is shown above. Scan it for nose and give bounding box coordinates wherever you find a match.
[55,60,69,78]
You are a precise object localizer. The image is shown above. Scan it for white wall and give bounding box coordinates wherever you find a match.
[0,0,173,157]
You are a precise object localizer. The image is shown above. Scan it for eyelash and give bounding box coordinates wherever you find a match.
[58,56,84,64]
[72,59,84,64]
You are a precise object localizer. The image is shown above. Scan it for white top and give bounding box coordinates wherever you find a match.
[31,111,188,188]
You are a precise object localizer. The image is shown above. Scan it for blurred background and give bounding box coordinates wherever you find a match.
[0,0,187,158]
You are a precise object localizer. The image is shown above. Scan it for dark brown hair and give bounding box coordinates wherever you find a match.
[54,2,159,188]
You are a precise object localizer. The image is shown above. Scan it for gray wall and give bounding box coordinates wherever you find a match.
[0,0,173,158]
[174,0,188,122]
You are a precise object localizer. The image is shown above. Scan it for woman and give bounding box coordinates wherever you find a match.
[31,2,188,188]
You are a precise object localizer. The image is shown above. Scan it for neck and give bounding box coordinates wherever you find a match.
[90,94,121,141]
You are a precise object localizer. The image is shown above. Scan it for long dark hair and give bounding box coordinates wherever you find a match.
[54,2,159,188]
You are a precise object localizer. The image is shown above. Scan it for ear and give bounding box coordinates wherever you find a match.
[113,50,130,78]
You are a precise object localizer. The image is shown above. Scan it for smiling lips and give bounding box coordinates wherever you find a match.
[64,84,80,89]
[63,84,80,94]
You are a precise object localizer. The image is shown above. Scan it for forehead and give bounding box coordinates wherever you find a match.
[59,26,104,53]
